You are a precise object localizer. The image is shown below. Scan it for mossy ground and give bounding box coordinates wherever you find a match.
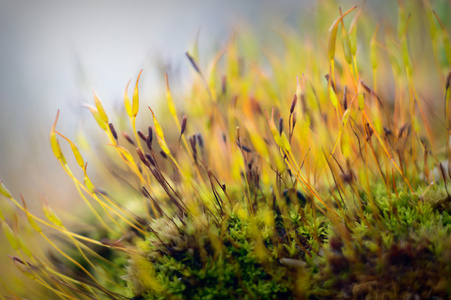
[111,183,451,299]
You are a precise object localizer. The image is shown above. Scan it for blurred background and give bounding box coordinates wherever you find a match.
[0,0,412,207]
[0,0,313,207]
[0,0,449,297]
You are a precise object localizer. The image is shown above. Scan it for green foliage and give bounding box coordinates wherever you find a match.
[309,185,451,299]
[118,184,451,299]
[129,214,296,300]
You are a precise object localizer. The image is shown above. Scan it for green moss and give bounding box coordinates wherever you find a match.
[112,183,451,299]
[128,213,295,299]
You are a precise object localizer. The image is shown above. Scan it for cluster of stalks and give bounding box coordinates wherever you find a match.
[1,0,451,299]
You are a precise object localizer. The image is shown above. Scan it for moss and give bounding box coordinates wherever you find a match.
[112,184,451,299]
[129,214,296,299]
[310,185,451,299]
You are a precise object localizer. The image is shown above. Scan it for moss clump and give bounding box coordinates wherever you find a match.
[129,215,294,299]
[117,184,451,299]
[310,187,451,299]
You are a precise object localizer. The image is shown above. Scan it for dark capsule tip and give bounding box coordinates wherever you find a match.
[343,85,348,111]
[279,117,284,135]
[108,123,118,141]
[122,132,136,146]
[186,52,201,74]
[145,153,156,167]
[147,126,153,143]
[137,130,146,142]
[160,150,168,159]
[180,115,187,136]
[446,71,451,90]
[197,133,204,149]
[290,94,297,114]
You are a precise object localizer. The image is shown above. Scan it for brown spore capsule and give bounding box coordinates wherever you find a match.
[279,117,284,135]
[136,148,149,167]
[122,132,136,146]
[145,153,156,167]
[180,115,187,136]
[290,93,297,114]
[137,130,146,142]
[108,123,118,141]
[160,150,168,159]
